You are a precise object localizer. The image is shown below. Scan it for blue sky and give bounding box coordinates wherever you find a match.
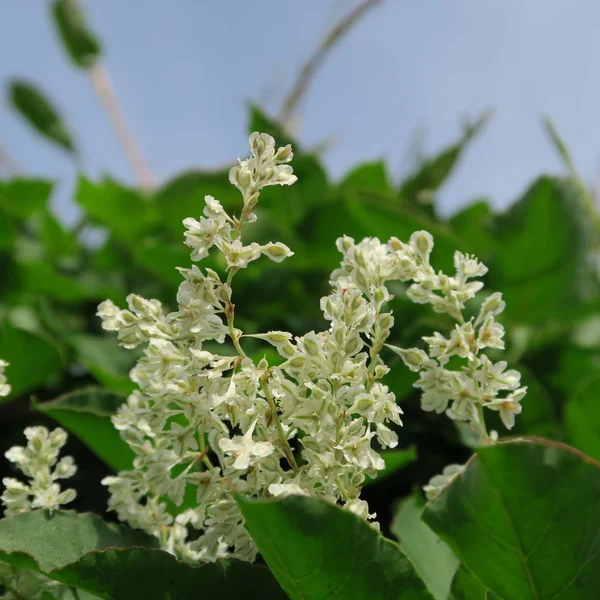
[1,0,599,221]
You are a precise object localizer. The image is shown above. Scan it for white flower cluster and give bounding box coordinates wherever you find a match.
[1,426,76,600]
[1,427,77,517]
[0,360,10,397]
[96,132,523,565]
[387,241,526,441]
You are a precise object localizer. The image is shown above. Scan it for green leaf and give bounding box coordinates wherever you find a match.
[367,447,417,484]
[9,80,76,154]
[0,206,17,250]
[450,566,495,600]
[399,111,491,202]
[391,493,459,600]
[0,324,63,403]
[340,161,393,196]
[36,209,78,258]
[424,439,600,600]
[249,104,295,147]
[69,334,138,395]
[489,176,597,324]
[565,373,600,461]
[542,116,578,176]
[237,494,433,600]
[506,365,559,439]
[75,177,159,243]
[19,261,89,303]
[53,548,287,600]
[32,387,134,472]
[155,170,238,239]
[0,178,53,219]
[0,510,156,573]
[449,200,493,258]
[0,511,286,600]
[51,0,101,69]
[131,238,190,287]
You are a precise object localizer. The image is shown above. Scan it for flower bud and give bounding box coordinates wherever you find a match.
[386,345,429,372]
[410,231,434,262]
[274,144,293,163]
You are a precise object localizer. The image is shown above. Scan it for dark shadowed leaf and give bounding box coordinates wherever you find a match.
[238,494,433,600]
[424,438,600,600]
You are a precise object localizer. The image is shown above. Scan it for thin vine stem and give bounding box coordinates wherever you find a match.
[278,0,385,125]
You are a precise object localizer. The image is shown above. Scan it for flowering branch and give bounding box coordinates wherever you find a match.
[91,132,524,564]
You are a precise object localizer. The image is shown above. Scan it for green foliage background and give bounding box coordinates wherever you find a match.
[2,2,600,599]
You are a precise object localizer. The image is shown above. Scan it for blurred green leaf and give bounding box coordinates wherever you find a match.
[489,176,598,324]
[398,110,491,202]
[9,81,76,154]
[35,209,78,258]
[132,238,190,287]
[156,170,238,239]
[449,199,493,257]
[508,364,559,439]
[69,334,138,395]
[0,324,63,403]
[391,493,459,600]
[565,373,600,461]
[340,161,393,195]
[0,178,53,219]
[424,439,600,600]
[19,261,89,303]
[0,206,17,250]
[237,495,433,600]
[51,0,101,69]
[32,387,133,472]
[258,153,328,238]
[542,115,578,179]
[367,446,417,484]
[551,346,600,395]
[249,104,294,147]
[75,177,159,243]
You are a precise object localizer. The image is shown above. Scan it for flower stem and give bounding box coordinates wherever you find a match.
[261,372,299,473]
[198,435,215,470]
[225,267,246,357]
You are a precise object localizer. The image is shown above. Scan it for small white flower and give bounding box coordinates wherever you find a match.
[219,420,274,470]
[424,464,465,500]
[268,482,309,498]
[0,359,11,397]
